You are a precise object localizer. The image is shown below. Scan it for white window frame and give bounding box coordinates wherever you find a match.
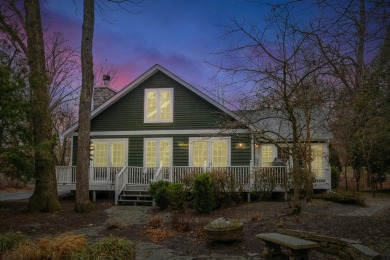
[189,137,231,167]
[90,139,128,167]
[144,88,174,123]
[311,144,324,177]
[260,144,277,167]
[143,138,173,167]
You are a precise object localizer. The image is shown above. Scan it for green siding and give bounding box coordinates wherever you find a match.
[91,71,230,131]
[71,135,251,166]
[231,136,252,166]
[173,136,189,166]
[70,70,251,167]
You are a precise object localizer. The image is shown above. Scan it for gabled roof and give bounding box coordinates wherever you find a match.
[237,108,332,141]
[63,64,243,137]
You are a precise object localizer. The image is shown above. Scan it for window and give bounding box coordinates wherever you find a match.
[90,139,127,167]
[144,138,172,167]
[261,145,274,167]
[190,137,230,167]
[192,141,208,167]
[311,144,323,177]
[144,89,173,123]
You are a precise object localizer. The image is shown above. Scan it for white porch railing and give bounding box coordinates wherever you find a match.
[56,166,330,187]
[56,166,330,204]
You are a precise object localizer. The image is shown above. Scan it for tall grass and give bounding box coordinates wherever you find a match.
[0,232,24,253]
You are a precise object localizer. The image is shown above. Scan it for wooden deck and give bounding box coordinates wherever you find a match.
[55,166,330,204]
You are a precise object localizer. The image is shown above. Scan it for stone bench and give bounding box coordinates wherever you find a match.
[256,232,319,260]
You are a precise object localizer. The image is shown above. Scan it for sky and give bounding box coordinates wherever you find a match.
[42,0,268,94]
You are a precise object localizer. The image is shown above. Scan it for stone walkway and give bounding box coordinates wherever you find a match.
[338,197,390,216]
[102,206,261,260]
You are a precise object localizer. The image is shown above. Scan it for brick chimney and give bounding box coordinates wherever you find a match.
[92,75,116,110]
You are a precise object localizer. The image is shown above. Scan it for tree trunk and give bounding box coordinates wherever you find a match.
[343,166,348,190]
[75,0,95,212]
[25,0,60,213]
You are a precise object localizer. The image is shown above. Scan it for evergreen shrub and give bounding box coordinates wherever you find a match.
[149,180,170,209]
[193,173,216,213]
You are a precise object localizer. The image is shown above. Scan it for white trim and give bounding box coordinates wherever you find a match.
[143,138,173,167]
[62,64,245,137]
[70,129,248,137]
[189,137,231,167]
[144,88,174,123]
[69,137,74,166]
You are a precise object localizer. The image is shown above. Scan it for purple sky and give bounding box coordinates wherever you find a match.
[42,0,267,94]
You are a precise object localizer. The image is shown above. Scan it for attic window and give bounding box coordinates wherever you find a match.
[144,88,173,123]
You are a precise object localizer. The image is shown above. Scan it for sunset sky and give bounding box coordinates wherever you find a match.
[42,0,270,94]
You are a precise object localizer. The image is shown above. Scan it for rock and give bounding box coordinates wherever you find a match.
[204,217,244,241]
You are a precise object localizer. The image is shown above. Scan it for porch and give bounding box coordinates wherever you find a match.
[55,165,330,205]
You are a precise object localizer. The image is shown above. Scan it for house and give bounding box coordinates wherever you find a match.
[56,64,332,204]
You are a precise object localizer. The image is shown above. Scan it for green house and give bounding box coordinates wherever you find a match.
[57,65,331,204]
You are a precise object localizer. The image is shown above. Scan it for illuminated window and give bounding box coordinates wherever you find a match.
[144,138,172,167]
[91,140,127,167]
[261,145,273,167]
[144,89,173,123]
[311,144,323,177]
[190,137,230,167]
[193,141,208,167]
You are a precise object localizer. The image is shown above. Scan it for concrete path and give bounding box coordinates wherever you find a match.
[339,197,390,216]
[0,186,72,201]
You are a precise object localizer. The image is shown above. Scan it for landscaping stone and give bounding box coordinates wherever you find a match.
[204,217,244,241]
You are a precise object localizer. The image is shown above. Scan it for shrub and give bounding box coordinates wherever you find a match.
[313,193,366,206]
[193,173,216,214]
[0,232,24,253]
[167,182,186,211]
[210,171,244,207]
[8,232,87,260]
[89,236,136,260]
[149,215,163,228]
[171,211,190,232]
[149,180,170,209]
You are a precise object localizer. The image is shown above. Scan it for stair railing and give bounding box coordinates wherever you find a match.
[115,166,127,205]
[153,161,164,182]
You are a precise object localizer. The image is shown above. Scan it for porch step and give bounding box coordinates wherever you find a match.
[118,185,153,206]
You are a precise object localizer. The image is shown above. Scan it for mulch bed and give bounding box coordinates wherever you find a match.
[1,196,389,259]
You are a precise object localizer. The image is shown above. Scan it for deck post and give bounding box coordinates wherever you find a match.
[92,191,96,202]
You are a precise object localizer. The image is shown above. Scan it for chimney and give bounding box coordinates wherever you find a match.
[92,75,116,110]
[103,75,110,87]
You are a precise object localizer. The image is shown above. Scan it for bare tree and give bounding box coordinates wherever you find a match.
[215,4,329,213]
[75,0,95,212]
[0,0,83,212]
[46,32,80,110]
[309,0,389,193]
[24,0,60,212]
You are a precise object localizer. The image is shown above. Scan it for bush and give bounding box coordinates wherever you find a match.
[167,182,186,211]
[193,173,216,214]
[8,232,87,260]
[89,236,136,260]
[313,193,366,206]
[0,232,24,253]
[210,171,244,207]
[149,180,171,209]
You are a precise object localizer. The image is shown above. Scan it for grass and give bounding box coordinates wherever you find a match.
[0,232,24,253]
[89,236,136,260]
[7,232,88,260]
[5,233,136,260]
